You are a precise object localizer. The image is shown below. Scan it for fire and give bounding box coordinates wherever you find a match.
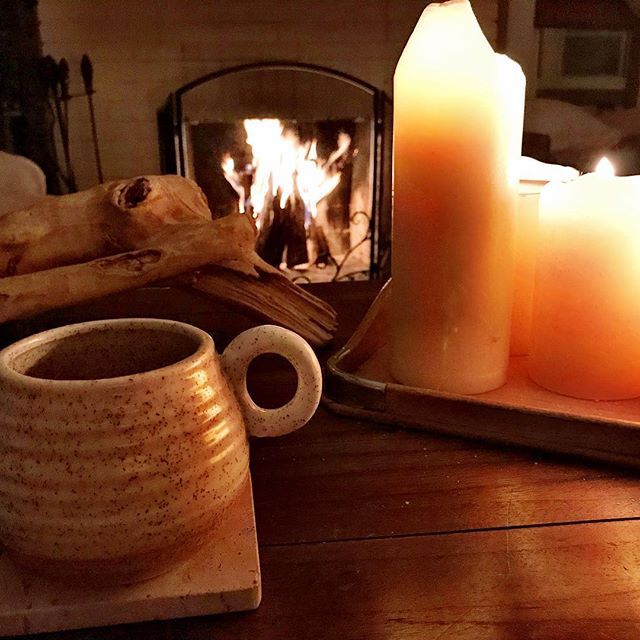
[595,157,615,177]
[221,118,351,229]
[220,154,245,213]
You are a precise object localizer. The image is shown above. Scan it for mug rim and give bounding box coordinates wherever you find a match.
[0,318,214,388]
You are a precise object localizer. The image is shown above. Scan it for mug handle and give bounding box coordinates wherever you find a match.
[221,325,322,437]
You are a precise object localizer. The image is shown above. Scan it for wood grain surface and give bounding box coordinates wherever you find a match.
[28,521,640,640]
[9,281,640,640]
[207,520,640,640]
[250,407,640,546]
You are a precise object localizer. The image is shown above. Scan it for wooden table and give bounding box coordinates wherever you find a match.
[15,281,640,639]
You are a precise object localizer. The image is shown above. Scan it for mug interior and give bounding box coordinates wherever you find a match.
[7,324,201,381]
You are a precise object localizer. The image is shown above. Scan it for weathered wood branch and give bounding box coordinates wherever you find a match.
[0,216,254,323]
[0,175,211,277]
[184,264,338,348]
[0,175,338,346]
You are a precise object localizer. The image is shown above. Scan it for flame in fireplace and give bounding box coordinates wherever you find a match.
[220,154,245,213]
[221,118,350,229]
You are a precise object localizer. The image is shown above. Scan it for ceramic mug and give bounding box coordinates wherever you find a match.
[0,318,322,584]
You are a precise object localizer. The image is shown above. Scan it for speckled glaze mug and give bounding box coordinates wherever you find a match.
[0,318,321,585]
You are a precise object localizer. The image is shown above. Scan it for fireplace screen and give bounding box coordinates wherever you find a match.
[159,63,391,282]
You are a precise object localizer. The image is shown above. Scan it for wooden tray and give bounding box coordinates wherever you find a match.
[324,281,640,470]
[0,479,260,636]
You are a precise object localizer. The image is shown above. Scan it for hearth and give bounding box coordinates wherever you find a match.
[159,63,391,282]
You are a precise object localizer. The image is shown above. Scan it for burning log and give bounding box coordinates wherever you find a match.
[282,192,309,268]
[257,189,309,269]
[309,217,332,268]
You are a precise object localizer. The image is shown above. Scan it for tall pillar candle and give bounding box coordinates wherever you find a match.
[529,159,640,400]
[391,0,525,394]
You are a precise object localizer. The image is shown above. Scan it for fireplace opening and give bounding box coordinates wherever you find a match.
[159,63,391,282]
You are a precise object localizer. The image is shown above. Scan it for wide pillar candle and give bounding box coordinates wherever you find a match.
[529,161,640,400]
[391,0,525,394]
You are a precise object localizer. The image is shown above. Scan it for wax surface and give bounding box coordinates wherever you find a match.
[391,0,525,394]
[529,173,640,400]
[510,160,579,356]
[510,184,542,356]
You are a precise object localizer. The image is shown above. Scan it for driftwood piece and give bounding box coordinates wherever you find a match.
[0,175,338,346]
[183,264,338,348]
[0,175,210,277]
[0,216,254,323]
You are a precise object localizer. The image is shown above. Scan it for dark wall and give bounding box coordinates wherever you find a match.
[0,0,60,192]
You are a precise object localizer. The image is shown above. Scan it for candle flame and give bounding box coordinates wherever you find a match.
[595,157,615,177]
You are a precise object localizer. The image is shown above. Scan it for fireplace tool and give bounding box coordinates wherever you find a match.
[80,54,104,184]
[41,55,77,193]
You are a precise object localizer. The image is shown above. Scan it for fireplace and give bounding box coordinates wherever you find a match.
[159,63,391,282]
